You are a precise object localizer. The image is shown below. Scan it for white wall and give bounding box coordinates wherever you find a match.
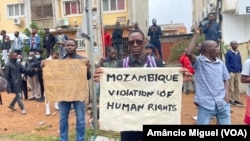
[222,13,250,45]
[223,0,238,12]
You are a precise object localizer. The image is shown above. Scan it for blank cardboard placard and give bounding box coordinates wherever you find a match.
[43,59,88,102]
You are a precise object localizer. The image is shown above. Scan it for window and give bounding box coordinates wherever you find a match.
[75,39,86,50]
[63,0,81,15]
[103,0,125,12]
[7,4,24,17]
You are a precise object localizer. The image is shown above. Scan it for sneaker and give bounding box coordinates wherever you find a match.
[229,100,236,106]
[8,105,17,111]
[45,103,50,116]
[45,108,51,116]
[234,100,244,106]
[35,97,44,102]
[193,116,197,121]
[29,97,35,100]
[21,110,27,115]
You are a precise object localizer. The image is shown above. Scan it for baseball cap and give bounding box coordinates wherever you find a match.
[145,43,155,49]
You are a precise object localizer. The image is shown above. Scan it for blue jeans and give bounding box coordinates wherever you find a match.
[197,104,231,125]
[59,101,85,141]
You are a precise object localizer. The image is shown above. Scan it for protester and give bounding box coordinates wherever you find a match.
[103,27,111,57]
[42,39,91,141]
[202,13,221,44]
[127,22,140,31]
[94,30,163,141]
[240,57,250,125]
[147,18,163,60]
[5,51,35,115]
[34,49,45,102]
[225,41,243,106]
[26,52,41,100]
[0,30,11,65]
[144,43,156,57]
[98,47,117,68]
[43,28,56,58]
[12,31,24,55]
[179,48,195,94]
[44,52,60,116]
[112,21,123,59]
[187,27,231,125]
[17,55,28,100]
[28,28,40,52]
[55,28,68,58]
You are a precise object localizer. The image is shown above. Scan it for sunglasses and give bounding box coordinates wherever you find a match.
[127,40,144,46]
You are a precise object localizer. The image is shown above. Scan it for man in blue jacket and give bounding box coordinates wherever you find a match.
[28,28,40,52]
[225,40,243,106]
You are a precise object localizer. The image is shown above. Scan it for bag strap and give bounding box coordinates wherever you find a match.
[123,57,129,68]
[147,56,156,67]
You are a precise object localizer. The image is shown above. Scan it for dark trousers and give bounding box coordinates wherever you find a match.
[22,79,28,100]
[150,39,162,59]
[120,131,142,141]
[37,74,44,98]
[46,47,54,58]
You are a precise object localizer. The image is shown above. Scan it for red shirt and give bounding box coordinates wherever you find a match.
[179,53,195,74]
[104,32,111,47]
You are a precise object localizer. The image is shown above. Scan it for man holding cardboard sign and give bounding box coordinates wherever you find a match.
[42,39,91,141]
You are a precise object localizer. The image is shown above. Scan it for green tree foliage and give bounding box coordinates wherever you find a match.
[168,34,205,63]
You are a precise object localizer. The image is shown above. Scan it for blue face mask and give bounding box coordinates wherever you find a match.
[16,59,21,63]
[28,57,33,60]
[35,55,40,59]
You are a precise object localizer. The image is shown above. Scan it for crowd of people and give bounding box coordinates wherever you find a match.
[0,13,249,141]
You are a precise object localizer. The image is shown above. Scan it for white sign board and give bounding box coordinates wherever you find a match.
[100,68,183,131]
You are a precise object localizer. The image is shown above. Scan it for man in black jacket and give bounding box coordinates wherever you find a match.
[112,21,123,59]
[147,19,163,60]
[5,51,35,114]
[43,28,56,58]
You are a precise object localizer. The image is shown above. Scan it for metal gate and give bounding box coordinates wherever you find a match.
[30,0,54,29]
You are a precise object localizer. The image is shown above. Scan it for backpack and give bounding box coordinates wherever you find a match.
[0,76,7,92]
[123,56,157,68]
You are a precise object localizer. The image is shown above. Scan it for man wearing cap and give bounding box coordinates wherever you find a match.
[147,19,163,60]
[144,43,156,57]
[43,28,56,58]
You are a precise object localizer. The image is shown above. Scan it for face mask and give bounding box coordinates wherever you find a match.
[12,58,17,62]
[28,57,33,60]
[17,59,21,63]
[35,55,40,59]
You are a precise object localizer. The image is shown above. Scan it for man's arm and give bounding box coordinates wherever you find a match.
[241,75,250,83]
[147,26,152,36]
[187,26,200,64]
[224,80,229,102]
[225,50,231,73]
[157,26,162,36]
[241,59,250,83]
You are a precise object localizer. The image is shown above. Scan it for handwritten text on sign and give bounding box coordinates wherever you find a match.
[43,60,88,102]
[100,68,183,131]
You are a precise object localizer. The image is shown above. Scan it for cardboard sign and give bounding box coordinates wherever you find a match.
[100,67,183,131]
[43,60,88,102]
